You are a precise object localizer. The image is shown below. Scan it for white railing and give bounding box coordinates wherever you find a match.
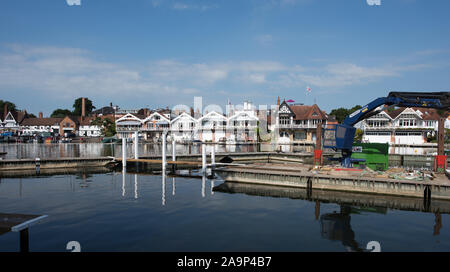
[276,124,320,129]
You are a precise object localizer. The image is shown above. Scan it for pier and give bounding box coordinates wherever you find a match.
[215,163,450,200]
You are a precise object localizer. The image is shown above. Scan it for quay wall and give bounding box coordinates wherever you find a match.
[216,167,450,201]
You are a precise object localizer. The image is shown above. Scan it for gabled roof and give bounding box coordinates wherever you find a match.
[289,104,327,120]
[143,111,170,123]
[198,111,227,122]
[385,107,446,121]
[170,112,197,124]
[116,113,143,124]
[228,112,259,121]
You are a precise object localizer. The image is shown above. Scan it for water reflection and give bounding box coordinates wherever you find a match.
[172,177,176,196]
[162,171,166,206]
[134,174,138,199]
[1,170,450,252]
[122,169,126,197]
[214,181,448,250]
[202,173,206,198]
[320,205,362,252]
[0,142,317,160]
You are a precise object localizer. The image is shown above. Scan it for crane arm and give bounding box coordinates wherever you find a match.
[343,92,449,127]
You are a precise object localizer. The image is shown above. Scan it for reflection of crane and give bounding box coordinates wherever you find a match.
[319,205,386,252]
[320,206,362,252]
[324,92,450,167]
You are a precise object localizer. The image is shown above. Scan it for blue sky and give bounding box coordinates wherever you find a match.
[1,0,450,116]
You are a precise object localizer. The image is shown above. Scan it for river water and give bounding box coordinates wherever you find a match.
[0,170,449,252]
[0,143,440,160]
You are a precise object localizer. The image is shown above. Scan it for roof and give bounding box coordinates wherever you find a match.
[21,117,63,126]
[92,106,115,115]
[288,104,327,120]
[385,107,446,120]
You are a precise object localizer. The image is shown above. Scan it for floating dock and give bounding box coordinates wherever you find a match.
[0,157,113,171]
[215,163,450,200]
[213,181,450,214]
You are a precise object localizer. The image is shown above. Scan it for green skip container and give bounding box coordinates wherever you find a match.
[351,143,389,171]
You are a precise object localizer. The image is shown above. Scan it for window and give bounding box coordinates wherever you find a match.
[280,116,290,125]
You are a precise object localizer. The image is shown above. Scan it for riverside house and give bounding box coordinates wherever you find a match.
[361,107,444,145]
[274,98,328,144]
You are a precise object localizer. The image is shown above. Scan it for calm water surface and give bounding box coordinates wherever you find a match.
[0,143,439,160]
[0,171,449,252]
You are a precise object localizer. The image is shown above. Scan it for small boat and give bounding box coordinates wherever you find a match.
[102,137,121,143]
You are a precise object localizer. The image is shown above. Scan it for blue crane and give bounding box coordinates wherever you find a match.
[324,91,450,168]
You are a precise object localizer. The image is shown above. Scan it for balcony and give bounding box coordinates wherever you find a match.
[276,123,320,129]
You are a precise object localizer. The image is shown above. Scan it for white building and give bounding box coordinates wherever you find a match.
[361,107,441,145]
[115,113,144,139]
[227,101,259,143]
[20,118,61,136]
[141,112,170,141]
[197,111,228,142]
[170,112,198,143]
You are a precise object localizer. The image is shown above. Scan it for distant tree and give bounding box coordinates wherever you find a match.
[329,105,362,123]
[91,117,116,137]
[73,97,95,116]
[50,109,72,118]
[0,100,17,113]
[27,113,37,118]
[354,129,363,142]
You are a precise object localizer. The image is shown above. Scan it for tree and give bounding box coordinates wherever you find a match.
[73,97,95,116]
[28,113,37,118]
[354,129,363,142]
[329,105,362,123]
[0,100,17,113]
[92,117,116,137]
[51,109,72,118]
[101,118,116,137]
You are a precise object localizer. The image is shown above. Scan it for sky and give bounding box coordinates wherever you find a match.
[1,0,450,116]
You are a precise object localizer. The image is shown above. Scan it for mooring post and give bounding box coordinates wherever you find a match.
[172,139,176,172]
[35,157,40,175]
[134,131,139,160]
[211,145,216,167]
[211,144,216,176]
[162,132,167,172]
[202,143,207,173]
[122,137,127,169]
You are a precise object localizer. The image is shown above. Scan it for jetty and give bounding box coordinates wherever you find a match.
[214,163,450,201]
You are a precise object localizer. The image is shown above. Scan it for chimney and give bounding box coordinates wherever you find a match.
[277,96,280,106]
[81,97,86,118]
[190,107,194,117]
[3,104,8,118]
[39,112,43,118]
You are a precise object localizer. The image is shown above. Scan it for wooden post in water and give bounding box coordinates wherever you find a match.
[211,144,216,175]
[202,143,207,173]
[134,131,139,160]
[172,139,176,172]
[122,137,127,169]
[162,132,167,172]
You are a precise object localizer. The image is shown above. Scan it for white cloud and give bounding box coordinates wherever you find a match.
[0,44,435,103]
